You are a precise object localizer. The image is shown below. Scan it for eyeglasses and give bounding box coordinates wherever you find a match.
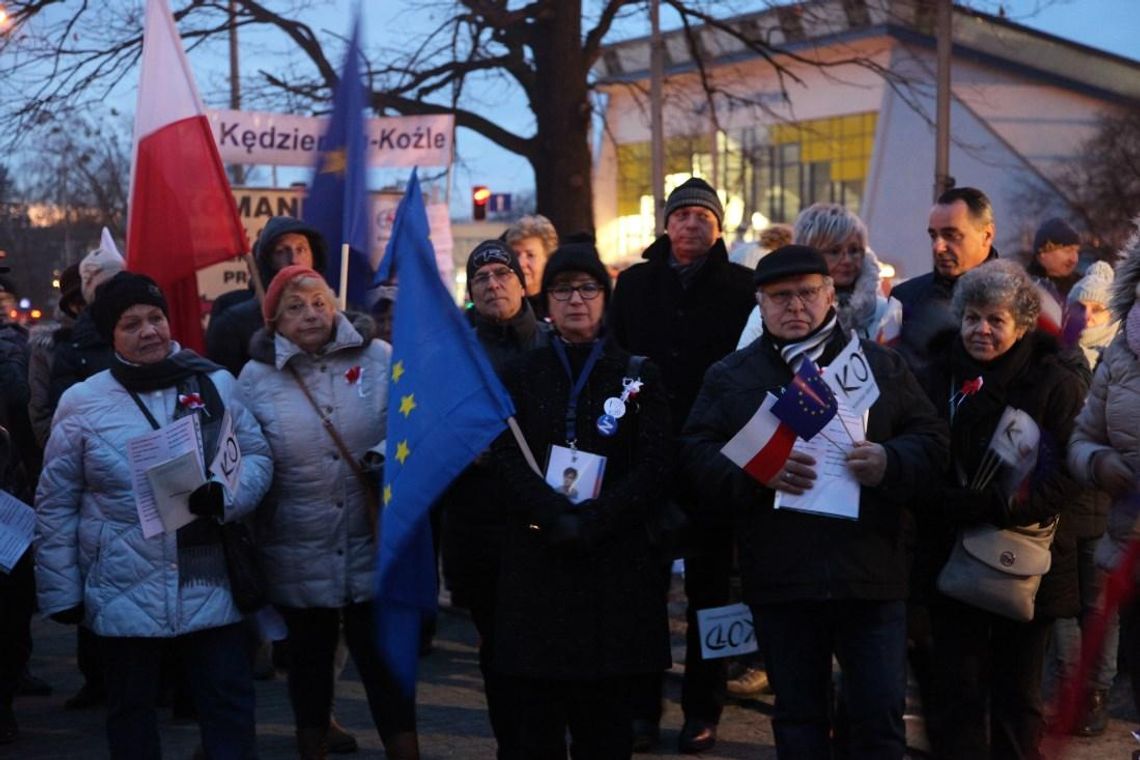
[762,284,826,307]
[821,245,865,261]
[470,267,516,287]
[549,282,603,301]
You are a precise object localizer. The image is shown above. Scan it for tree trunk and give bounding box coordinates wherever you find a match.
[528,0,595,238]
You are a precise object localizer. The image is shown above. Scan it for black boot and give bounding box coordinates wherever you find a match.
[296,726,328,760]
[1075,689,1110,737]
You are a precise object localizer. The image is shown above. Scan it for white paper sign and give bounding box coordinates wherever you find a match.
[0,490,36,573]
[823,331,880,416]
[209,409,242,498]
[989,406,1041,487]
[208,109,454,167]
[774,403,865,520]
[697,603,759,660]
[126,415,204,538]
[146,450,204,534]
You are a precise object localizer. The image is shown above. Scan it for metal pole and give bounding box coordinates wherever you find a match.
[933,0,952,200]
[649,0,665,235]
[228,0,245,187]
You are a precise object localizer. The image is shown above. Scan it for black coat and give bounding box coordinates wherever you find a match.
[892,248,998,376]
[609,235,756,435]
[681,328,949,605]
[47,310,114,412]
[438,303,548,607]
[917,330,1088,619]
[492,337,673,679]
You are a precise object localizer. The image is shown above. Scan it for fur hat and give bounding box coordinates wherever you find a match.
[89,272,168,341]
[665,178,724,230]
[79,228,126,304]
[1068,261,1114,308]
[1110,217,1140,321]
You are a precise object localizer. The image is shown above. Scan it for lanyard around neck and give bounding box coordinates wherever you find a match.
[551,338,606,445]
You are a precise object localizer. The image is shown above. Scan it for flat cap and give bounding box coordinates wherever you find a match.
[753,244,830,286]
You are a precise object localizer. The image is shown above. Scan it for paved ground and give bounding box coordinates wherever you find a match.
[7,586,1140,758]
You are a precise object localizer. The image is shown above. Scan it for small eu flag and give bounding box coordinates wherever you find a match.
[771,357,839,441]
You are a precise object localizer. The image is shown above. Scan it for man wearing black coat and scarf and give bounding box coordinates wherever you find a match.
[682,245,948,760]
[608,177,756,754]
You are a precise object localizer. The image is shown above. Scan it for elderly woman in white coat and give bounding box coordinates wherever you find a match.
[237,265,416,760]
[35,272,273,759]
[737,203,902,348]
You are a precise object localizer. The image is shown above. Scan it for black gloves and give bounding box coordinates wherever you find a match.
[188,480,225,518]
[50,604,85,625]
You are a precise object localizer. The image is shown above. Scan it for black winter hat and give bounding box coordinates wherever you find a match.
[58,263,85,315]
[664,177,724,230]
[466,240,525,294]
[90,272,169,341]
[1033,218,1080,253]
[753,245,830,286]
[253,216,329,277]
[541,240,613,301]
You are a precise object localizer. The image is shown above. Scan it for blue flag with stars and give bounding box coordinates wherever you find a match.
[771,357,839,441]
[374,169,516,697]
[303,9,374,308]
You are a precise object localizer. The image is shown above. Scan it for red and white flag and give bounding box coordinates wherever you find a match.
[127,0,248,352]
[1035,281,1064,337]
[720,393,797,485]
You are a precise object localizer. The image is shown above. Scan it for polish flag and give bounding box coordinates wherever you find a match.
[127,0,248,352]
[1034,281,1064,338]
[720,393,797,485]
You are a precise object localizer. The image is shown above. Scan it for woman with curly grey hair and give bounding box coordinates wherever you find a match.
[914,259,1087,759]
[505,214,559,318]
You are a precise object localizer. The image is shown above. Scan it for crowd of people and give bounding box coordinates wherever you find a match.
[0,177,1138,760]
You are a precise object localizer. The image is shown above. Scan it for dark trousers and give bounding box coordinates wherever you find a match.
[630,527,732,726]
[101,622,255,760]
[756,599,908,760]
[277,602,415,741]
[0,552,34,712]
[467,583,520,760]
[514,675,636,760]
[77,624,105,690]
[930,597,1052,760]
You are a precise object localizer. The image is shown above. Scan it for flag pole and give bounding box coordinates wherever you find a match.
[339,242,350,310]
[242,252,266,306]
[506,416,542,477]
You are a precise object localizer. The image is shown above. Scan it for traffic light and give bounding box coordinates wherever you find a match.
[472,185,490,221]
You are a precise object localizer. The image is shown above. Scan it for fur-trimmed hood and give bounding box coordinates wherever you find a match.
[1109,217,1140,321]
[835,247,885,335]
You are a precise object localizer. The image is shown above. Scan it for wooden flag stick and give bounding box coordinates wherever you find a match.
[507,416,542,477]
[339,242,350,311]
[242,253,267,306]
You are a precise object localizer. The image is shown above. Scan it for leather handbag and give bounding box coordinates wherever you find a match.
[936,520,1057,622]
[218,520,267,613]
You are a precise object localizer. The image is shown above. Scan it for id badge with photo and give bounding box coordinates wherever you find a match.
[545,444,607,505]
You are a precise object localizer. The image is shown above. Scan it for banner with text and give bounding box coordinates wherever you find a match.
[207,110,454,167]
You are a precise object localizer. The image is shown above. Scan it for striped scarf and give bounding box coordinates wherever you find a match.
[771,310,839,368]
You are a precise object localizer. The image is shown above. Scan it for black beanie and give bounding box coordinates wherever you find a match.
[541,240,612,301]
[1033,218,1080,253]
[466,240,526,294]
[664,177,724,230]
[90,272,169,341]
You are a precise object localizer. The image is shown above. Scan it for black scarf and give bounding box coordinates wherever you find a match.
[115,348,230,589]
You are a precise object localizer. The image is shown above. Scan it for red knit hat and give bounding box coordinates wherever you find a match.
[263,265,324,325]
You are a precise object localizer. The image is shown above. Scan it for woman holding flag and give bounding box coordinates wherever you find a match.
[236,266,417,759]
[919,259,1087,759]
[492,241,674,758]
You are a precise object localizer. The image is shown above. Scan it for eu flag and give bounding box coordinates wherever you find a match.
[303,11,374,308]
[771,357,839,441]
[373,169,516,697]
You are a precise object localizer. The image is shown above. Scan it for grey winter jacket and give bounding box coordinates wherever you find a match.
[237,314,391,608]
[34,361,273,636]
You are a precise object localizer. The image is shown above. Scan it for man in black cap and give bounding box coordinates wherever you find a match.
[1028,217,1082,298]
[437,240,547,759]
[682,245,947,759]
[609,177,755,753]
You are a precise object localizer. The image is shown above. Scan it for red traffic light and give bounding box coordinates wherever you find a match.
[472,185,490,220]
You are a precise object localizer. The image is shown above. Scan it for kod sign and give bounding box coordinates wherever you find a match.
[207,109,454,168]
